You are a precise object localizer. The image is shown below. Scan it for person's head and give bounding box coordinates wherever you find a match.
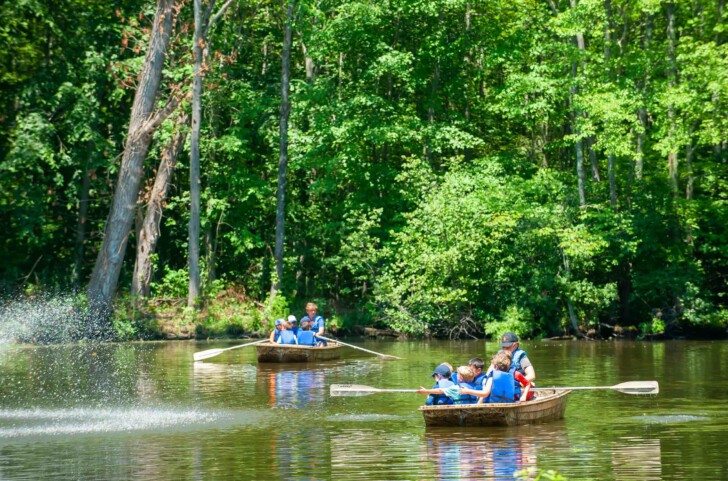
[431,363,452,380]
[301,319,311,331]
[287,315,298,326]
[499,332,519,352]
[456,365,475,383]
[441,362,454,373]
[275,319,285,330]
[468,357,485,374]
[305,302,318,316]
[492,350,512,373]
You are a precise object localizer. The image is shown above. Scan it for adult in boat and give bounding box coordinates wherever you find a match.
[486,332,536,399]
[300,302,326,344]
[296,319,318,347]
[418,364,455,406]
[269,318,285,343]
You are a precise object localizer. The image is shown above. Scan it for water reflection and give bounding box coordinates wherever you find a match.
[422,429,539,481]
[257,366,326,408]
[611,437,662,480]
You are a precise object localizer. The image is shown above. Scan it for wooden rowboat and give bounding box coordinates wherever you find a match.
[255,342,343,363]
[419,389,570,427]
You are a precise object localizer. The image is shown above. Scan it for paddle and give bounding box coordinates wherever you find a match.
[317,335,402,360]
[193,339,268,362]
[532,381,659,395]
[330,380,659,397]
[330,384,419,396]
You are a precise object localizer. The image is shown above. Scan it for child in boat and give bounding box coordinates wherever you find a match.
[296,319,318,347]
[461,351,531,403]
[269,319,285,343]
[419,366,475,405]
[277,322,298,345]
[417,364,455,406]
[287,315,299,336]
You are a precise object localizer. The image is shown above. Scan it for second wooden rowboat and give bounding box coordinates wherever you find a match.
[255,342,343,363]
[419,389,570,427]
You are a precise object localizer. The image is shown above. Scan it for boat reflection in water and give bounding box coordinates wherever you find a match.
[257,365,327,408]
[423,429,540,481]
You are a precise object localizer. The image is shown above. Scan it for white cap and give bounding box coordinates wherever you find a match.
[287,315,297,323]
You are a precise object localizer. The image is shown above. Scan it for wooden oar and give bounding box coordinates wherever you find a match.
[330,384,419,396]
[330,380,659,397]
[317,336,402,360]
[532,381,659,395]
[193,339,268,362]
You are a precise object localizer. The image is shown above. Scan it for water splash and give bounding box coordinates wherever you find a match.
[0,406,253,439]
[0,292,114,344]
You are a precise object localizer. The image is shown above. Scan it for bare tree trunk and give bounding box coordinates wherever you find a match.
[587,137,600,181]
[273,0,295,296]
[604,0,617,209]
[636,14,653,181]
[87,0,178,315]
[132,113,189,298]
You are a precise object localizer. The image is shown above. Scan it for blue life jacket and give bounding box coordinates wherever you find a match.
[302,315,326,345]
[425,379,455,406]
[278,330,297,345]
[272,328,282,342]
[488,370,516,403]
[297,330,317,346]
[450,374,480,404]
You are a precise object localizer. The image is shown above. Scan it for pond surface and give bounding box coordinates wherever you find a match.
[0,339,726,480]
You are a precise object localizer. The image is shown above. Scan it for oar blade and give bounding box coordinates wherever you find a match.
[330,384,378,397]
[614,381,659,395]
[193,348,226,362]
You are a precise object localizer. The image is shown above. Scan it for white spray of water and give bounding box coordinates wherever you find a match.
[0,292,114,344]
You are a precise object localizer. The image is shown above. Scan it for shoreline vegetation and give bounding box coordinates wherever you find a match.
[1,1,726,343]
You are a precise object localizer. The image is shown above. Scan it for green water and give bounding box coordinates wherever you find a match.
[0,339,726,480]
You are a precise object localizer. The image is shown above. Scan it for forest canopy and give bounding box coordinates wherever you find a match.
[0,0,726,339]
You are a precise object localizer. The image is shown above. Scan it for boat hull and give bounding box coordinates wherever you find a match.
[255,342,342,363]
[419,389,570,427]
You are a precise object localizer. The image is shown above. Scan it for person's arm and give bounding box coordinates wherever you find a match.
[417,387,444,395]
[523,365,536,383]
[293,334,298,345]
[316,317,325,336]
[475,378,494,405]
[269,330,276,342]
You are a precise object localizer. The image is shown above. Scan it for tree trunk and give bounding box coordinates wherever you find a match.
[132,113,189,298]
[604,0,617,209]
[666,2,679,192]
[273,0,295,296]
[189,0,213,308]
[636,14,653,181]
[73,159,92,288]
[87,0,177,315]
[570,0,587,207]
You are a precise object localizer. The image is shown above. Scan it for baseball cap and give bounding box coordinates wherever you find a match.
[287,315,298,323]
[431,364,452,378]
[275,319,284,326]
[500,332,519,347]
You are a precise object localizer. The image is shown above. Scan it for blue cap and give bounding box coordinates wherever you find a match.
[275,319,284,326]
[500,332,519,347]
[431,364,451,378]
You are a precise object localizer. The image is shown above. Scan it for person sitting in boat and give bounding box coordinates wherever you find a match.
[300,302,326,345]
[269,318,285,343]
[296,319,318,347]
[419,366,476,405]
[461,351,530,403]
[276,322,298,345]
[287,315,299,336]
[486,332,536,398]
[418,364,455,406]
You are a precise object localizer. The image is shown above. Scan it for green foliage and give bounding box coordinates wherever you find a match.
[0,0,725,341]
